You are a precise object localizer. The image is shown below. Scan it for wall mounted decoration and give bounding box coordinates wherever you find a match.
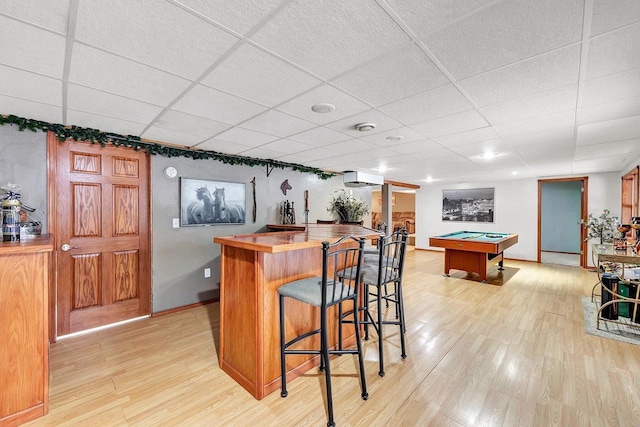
[250,177,256,223]
[442,188,494,223]
[280,179,292,195]
[180,178,246,226]
[0,114,336,180]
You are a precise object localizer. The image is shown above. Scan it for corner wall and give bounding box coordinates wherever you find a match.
[416,174,620,262]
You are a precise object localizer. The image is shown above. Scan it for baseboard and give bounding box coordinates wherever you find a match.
[153,299,218,317]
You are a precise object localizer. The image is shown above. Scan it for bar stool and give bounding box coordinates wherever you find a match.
[342,229,408,377]
[278,236,368,427]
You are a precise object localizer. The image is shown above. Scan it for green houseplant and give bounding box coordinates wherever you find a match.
[327,189,370,223]
[585,209,618,244]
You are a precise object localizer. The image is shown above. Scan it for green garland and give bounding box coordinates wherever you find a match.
[0,114,336,180]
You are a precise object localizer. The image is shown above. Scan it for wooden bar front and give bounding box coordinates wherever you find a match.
[214,225,379,400]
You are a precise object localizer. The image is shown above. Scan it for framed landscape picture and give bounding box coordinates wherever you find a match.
[442,188,494,223]
[180,178,246,226]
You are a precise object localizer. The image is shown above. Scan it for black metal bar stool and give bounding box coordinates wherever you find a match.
[341,229,408,377]
[278,236,368,427]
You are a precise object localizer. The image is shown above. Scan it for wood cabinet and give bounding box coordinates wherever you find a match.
[0,237,52,426]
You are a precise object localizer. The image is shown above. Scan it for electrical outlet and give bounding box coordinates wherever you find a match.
[172,218,180,228]
[204,268,211,278]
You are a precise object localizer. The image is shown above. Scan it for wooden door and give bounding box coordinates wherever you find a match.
[49,133,150,337]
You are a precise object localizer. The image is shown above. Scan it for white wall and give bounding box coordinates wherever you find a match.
[416,173,621,262]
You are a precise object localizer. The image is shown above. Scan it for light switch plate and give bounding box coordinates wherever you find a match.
[204,268,211,278]
[172,218,180,228]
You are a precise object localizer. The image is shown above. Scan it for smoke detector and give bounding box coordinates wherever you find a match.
[355,122,376,132]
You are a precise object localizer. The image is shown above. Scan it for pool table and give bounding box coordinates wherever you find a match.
[429,231,518,282]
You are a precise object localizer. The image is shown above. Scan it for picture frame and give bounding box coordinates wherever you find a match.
[442,188,494,223]
[180,177,246,226]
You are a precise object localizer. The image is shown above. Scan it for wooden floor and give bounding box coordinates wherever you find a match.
[26,249,640,426]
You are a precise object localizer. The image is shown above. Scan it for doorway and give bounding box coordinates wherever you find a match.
[538,177,588,267]
[48,133,151,338]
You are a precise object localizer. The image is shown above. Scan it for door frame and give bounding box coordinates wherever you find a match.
[537,177,588,267]
[46,133,152,342]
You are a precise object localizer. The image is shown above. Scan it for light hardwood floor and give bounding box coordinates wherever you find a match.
[25,249,640,426]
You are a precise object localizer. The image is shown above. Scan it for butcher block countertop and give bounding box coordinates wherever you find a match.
[214,224,380,253]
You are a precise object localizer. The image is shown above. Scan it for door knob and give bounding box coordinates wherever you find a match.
[60,243,78,251]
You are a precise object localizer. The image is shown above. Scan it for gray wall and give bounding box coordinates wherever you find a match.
[540,181,582,253]
[0,125,47,232]
[0,125,372,313]
[152,154,371,312]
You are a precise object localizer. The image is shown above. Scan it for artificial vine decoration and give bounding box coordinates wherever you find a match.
[0,114,336,180]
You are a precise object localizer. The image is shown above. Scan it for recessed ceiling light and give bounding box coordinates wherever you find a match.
[385,135,404,142]
[355,122,376,132]
[512,171,519,175]
[425,176,433,183]
[481,151,497,159]
[311,103,336,113]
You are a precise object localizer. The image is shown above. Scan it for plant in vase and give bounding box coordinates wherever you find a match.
[584,209,618,244]
[327,189,370,224]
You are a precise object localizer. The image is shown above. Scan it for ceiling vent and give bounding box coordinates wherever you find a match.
[343,171,384,187]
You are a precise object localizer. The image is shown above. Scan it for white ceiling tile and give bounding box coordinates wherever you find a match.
[324,139,381,154]
[362,126,427,147]
[591,0,640,36]
[384,0,495,37]
[412,110,488,138]
[0,15,66,78]
[154,110,231,138]
[276,153,318,163]
[68,84,163,124]
[0,65,61,106]
[288,126,351,146]
[582,68,640,107]
[575,139,640,160]
[459,45,580,107]
[325,109,404,137]
[75,0,238,79]
[579,96,640,126]
[586,23,640,80]
[174,0,286,35]
[259,138,314,153]
[195,139,254,154]
[69,44,192,106]
[515,139,576,158]
[213,127,279,147]
[66,110,146,136]
[0,95,62,123]
[434,127,501,148]
[240,110,316,137]
[142,126,205,147]
[0,0,70,34]
[495,110,576,138]
[250,0,410,79]
[293,146,342,160]
[423,0,583,79]
[202,44,320,107]
[172,84,268,125]
[505,126,575,147]
[450,140,513,157]
[482,85,578,125]
[390,139,446,155]
[238,146,286,159]
[573,153,633,173]
[331,43,450,106]
[576,115,640,146]
[380,84,472,124]
[276,84,370,125]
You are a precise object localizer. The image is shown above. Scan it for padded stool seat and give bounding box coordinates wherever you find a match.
[278,236,368,427]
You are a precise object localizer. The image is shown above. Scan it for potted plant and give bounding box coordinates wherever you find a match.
[585,209,618,244]
[327,189,370,224]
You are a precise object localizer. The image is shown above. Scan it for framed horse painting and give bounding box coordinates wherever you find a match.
[180,177,246,226]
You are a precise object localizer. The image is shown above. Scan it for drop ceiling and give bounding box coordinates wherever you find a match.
[1,0,639,185]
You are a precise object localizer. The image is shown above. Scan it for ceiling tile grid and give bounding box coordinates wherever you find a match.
[1,0,640,185]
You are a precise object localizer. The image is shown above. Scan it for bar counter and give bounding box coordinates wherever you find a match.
[213,224,380,399]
